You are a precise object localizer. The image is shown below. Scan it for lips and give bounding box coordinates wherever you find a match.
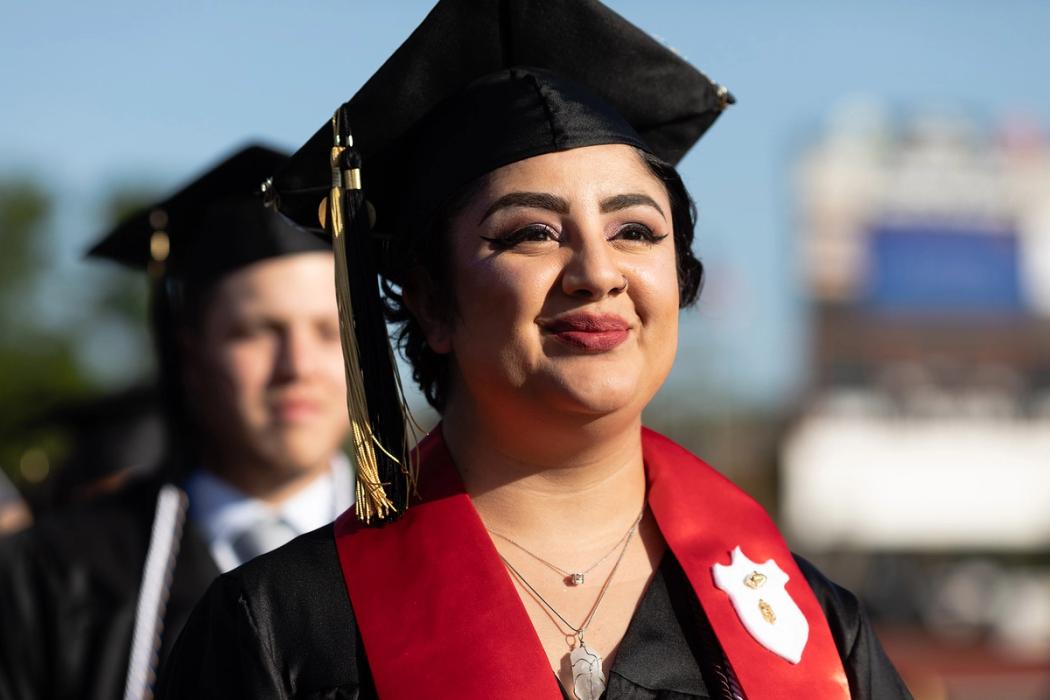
[271,396,322,423]
[542,313,631,352]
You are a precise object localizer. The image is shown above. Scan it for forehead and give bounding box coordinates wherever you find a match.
[480,144,663,200]
[204,251,337,318]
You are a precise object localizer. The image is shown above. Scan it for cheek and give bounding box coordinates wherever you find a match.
[215,342,275,403]
[453,257,553,339]
[628,253,681,380]
[446,256,559,394]
[322,343,349,394]
[629,248,682,324]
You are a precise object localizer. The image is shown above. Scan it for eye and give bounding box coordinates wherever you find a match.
[480,223,560,251]
[226,318,283,343]
[228,321,267,340]
[611,223,668,244]
[316,319,341,343]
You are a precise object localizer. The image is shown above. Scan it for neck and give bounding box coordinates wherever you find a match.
[201,447,331,506]
[441,393,647,545]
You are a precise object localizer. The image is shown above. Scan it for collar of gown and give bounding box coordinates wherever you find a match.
[604,553,710,695]
[187,453,354,570]
[333,426,850,700]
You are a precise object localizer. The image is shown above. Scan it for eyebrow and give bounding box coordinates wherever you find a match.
[600,193,665,220]
[478,190,666,224]
[479,192,570,223]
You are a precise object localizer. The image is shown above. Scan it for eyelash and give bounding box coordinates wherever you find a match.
[480,224,557,250]
[616,223,668,244]
[481,223,668,251]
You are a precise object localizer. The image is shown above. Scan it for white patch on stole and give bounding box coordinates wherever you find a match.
[712,546,809,664]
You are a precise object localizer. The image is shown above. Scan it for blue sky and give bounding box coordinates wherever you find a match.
[3,1,1049,412]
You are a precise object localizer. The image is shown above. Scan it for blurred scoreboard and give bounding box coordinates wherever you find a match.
[783,109,1050,551]
[866,222,1023,314]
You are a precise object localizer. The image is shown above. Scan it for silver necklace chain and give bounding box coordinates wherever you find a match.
[489,509,642,585]
[497,508,643,643]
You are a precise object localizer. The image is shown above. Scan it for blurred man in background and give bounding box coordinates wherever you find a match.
[0,144,353,700]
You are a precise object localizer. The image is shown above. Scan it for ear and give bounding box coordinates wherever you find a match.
[402,274,452,354]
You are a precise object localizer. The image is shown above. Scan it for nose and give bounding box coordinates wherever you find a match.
[273,326,317,382]
[560,231,627,300]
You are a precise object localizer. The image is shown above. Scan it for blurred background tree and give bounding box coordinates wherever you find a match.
[0,179,157,508]
[0,178,88,497]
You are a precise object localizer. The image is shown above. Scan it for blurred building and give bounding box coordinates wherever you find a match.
[784,101,1050,699]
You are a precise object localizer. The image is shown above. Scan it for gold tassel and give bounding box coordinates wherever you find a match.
[328,116,422,523]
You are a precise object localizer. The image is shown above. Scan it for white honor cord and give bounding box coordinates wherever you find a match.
[123,484,188,700]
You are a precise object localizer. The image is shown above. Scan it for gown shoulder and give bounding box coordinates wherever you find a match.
[794,555,914,699]
[157,523,372,700]
[0,477,219,700]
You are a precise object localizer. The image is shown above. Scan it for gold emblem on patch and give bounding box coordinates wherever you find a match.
[745,571,767,589]
[759,599,776,624]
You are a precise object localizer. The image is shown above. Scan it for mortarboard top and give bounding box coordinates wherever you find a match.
[89,143,327,283]
[266,0,734,522]
[270,0,733,269]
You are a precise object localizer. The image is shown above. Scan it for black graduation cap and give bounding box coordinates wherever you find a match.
[89,143,327,282]
[267,0,733,522]
[272,0,732,250]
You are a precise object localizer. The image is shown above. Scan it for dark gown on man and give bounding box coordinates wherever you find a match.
[157,524,912,700]
[0,478,219,700]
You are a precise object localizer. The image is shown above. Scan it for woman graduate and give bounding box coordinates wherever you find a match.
[158,1,912,698]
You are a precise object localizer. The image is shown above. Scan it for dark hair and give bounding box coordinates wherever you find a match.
[382,148,704,412]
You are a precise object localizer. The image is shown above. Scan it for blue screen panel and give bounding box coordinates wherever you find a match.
[864,223,1022,313]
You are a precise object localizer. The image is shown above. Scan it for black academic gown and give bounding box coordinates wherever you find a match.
[0,477,219,700]
[157,525,912,700]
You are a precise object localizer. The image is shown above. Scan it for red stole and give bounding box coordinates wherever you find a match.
[333,427,850,699]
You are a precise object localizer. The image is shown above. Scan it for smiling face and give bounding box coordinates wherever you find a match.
[425,144,681,422]
[183,251,350,489]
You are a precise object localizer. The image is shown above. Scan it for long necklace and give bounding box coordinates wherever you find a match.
[498,509,643,700]
[489,509,642,586]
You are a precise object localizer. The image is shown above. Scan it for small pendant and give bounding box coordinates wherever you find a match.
[569,572,585,586]
[570,642,606,700]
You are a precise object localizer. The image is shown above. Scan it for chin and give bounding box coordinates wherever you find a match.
[259,427,334,474]
[537,370,651,417]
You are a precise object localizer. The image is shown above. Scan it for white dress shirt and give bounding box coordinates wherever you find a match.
[186,454,355,573]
